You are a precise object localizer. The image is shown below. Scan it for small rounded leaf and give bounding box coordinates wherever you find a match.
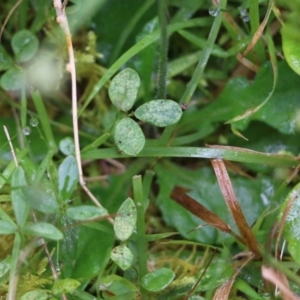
[134,99,182,127]
[0,67,25,91]
[109,68,140,111]
[59,137,75,155]
[114,118,145,156]
[52,278,80,295]
[12,30,39,62]
[282,24,300,76]
[114,197,137,241]
[66,205,108,221]
[23,222,63,240]
[110,244,134,270]
[140,268,175,292]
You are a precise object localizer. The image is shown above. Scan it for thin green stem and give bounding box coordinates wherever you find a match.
[159,0,227,145]
[157,0,168,99]
[82,146,299,168]
[132,175,148,280]
[142,170,155,212]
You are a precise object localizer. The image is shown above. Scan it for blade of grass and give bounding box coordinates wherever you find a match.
[109,0,155,65]
[142,170,154,212]
[211,159,260,256]
[81,146,299,168]
[156,0,168,99]
[79,17,212,116]
[159,0,227,145]
[31,90,57,152]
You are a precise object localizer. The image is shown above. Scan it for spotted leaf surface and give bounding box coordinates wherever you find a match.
[114,117,145,156]
[110,244,134,270]
[114,197,137,241]
[134,99,182,127]
[109,68,140,111]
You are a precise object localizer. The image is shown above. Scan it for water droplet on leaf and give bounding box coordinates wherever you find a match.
[29,117,39,127]
[209,5,220,17]
[238,7,249,23]
[23,126,31,135]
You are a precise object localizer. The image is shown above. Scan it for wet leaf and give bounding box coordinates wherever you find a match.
[59,137,75,156]
[134,99,183,127]
[109,68,140,111]
[114,197,137,241]
[11,29,39,62]
[0,45,14,71]
[114,118,145,156]
[140,268,175,292]
[58,155,79,201]
[23,222,64,240]
[110,244,134,270]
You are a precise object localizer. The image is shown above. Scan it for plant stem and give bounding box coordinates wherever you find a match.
[132,175,148,280]
[157,0,168,99]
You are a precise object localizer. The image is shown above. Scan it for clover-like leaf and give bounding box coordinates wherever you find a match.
[11,29,39,62]
[109,68,140,111]
[110,244,134,270]
[134,99,182,127]
[114,197,137,241]
[114,117,145,156]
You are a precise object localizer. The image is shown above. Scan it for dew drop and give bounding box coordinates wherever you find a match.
[22,126,31,136]
[238,7,249,23]
[208,5,220,17]
[29,117,39,127]
[242,15,250,22]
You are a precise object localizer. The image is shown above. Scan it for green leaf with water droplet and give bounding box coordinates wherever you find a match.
[23,222,63,240]
[11,29,39,62]
[0,67,25,91]
[109,68,140,111]
[279,182,300,265]
[58,155,79,201]
[114,117,145,156]
[134,99,182,127]
[114,197,137,241]
[66,205,108,221]
[282,24,300,76]
[140,268,175,292]
[110,244,134,270]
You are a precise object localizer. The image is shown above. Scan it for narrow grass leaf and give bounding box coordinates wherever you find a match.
[110,244,134,270]
[114,118,145,156]
[11,166,29,227]
[109,68,140,112]
[58,155,79,201]
[140,268,175,292]
[52,278,80,295]
[22,185,59,214]
[114,197,137,241]
[11,29,39,62]
[81,133,110,153]
[66,205,108,221]
[211,159,260,256]
[0,45,14,71]
[23,222,63,240]
[135,100,182,127]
